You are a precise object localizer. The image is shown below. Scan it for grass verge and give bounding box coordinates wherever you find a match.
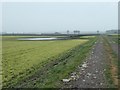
[103,36,118,88]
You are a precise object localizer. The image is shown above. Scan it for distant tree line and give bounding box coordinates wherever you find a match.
[67,30,80,35]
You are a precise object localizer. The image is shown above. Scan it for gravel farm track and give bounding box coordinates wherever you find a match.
[62,35,118,88]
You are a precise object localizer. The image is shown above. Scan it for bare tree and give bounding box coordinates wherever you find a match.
[78,31,80,35]
[97,30,99,34]
[67,30,69,35]
[73,30,76,34]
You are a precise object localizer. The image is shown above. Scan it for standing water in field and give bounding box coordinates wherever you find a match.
[17,37,61,41]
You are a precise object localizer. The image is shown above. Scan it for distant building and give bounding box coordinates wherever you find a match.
[106,30,120,34]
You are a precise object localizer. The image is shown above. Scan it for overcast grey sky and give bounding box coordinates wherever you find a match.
[2,2,118,34]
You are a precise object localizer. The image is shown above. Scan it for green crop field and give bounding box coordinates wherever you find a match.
[2,36,97,88]
[80,36,96,39]
[108,34,120,44]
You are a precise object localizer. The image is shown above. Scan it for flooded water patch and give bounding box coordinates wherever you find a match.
[17,37,62,41]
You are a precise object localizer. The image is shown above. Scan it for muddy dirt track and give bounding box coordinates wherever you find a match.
[62,36,111,88]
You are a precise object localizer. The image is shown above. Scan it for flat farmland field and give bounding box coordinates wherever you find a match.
[80,36,96,39]
[2,36,97,87]
[109,34,120,44]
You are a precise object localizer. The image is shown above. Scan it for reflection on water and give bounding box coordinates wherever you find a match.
[18,37,60,41]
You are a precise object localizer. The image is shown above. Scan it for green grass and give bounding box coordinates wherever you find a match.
[13,36,97,88]
[2,35,67,41]
[35,38,97,88]
[103,36,118,88]
[0,36,2,89]
[108,34,120,44]
[2,36,90,87]
[80,36,96,39]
